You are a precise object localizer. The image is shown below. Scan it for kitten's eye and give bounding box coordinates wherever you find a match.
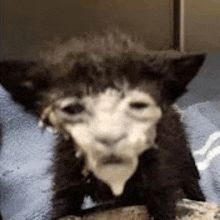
[62,104,85,115]
[129,102,149,110]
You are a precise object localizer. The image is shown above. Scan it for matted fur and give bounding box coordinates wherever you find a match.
[0,30,206,220]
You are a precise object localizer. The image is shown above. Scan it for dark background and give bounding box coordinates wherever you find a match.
[1,0,220,60]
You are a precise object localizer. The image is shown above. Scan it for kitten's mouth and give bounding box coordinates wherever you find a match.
[100,155,125,165]
[86,153,138,197]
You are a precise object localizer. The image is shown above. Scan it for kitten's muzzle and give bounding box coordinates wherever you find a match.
[94,134,127,148]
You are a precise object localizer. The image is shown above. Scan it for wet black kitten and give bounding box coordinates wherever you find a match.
[0,30,206,220]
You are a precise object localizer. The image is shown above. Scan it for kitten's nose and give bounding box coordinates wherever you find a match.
[95,134,126,147]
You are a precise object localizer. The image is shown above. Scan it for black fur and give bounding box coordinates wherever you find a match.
[0,31,206,220]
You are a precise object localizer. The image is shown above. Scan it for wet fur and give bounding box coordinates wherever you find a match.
[0,30,206,220]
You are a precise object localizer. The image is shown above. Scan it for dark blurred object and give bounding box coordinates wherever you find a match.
[59,199,220,220]
[1,0,173,60]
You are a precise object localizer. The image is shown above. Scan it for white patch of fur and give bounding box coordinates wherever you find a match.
[43,88,162,196]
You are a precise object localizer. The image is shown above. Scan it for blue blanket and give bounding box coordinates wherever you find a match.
[0,52,220,219]
[181,101,220,204]
[0,87,54,220]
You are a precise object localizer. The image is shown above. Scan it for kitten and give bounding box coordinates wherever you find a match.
[0,30,206,220]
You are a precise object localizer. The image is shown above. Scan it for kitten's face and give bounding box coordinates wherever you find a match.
[40,86,162,196]
[0,31,206,196]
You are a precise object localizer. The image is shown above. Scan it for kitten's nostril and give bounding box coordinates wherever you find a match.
[95,134,126,147]
[98,139,113,146]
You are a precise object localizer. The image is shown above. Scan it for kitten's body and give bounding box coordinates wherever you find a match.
[0,30,206,220]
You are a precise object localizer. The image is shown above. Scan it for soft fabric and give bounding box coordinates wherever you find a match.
[0,86,54,220]
[177,51,220,205]
[181,101,220,205]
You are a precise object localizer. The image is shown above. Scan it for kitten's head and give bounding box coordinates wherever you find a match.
[0,30,206,196]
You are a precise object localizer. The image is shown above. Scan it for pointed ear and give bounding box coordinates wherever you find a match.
[0,60,51,111]
[161,54,206,106]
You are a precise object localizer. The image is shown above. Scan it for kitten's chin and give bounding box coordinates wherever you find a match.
[87,155,138,196]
